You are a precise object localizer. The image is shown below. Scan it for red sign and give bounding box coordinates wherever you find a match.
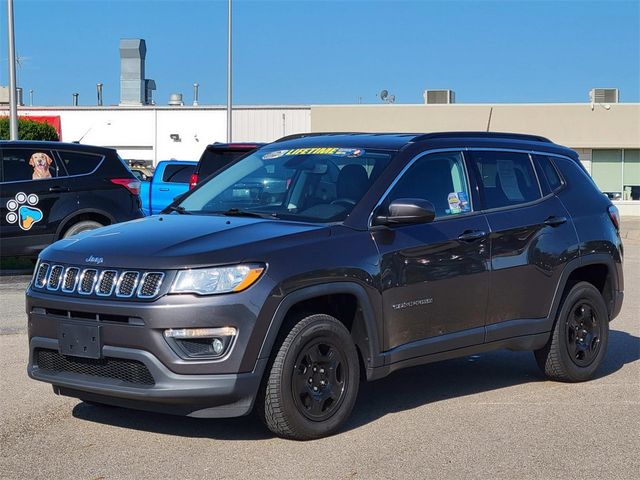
[20,115,62,140]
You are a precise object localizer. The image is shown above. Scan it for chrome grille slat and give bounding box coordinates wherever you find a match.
[61,267,80,293]
[116,271,140,298]
[32,264,164,299]
[46,265,64,291]
[96,270,118,296]
[137,272,165,298]
[34,263,50,288]
[78,269,98,295]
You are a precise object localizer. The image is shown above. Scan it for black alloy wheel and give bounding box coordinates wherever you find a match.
[565,301,603,367]
[292,339,348,421]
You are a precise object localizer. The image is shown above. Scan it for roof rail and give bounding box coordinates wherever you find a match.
[411,131,552,143]
[273,132,370,143]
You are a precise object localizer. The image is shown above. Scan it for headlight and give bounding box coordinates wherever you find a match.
[170,264,265,295]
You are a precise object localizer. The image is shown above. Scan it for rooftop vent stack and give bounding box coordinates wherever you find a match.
[145,79,156,105]
[16,87,23,106]
[168,93,184,106]
[589,88,619,104]
[72,93,79,106]
[29,89,33,106]
[423,89,455,104]
[193,82,199,106]
[97,83,103,106]
[120,39,155,105]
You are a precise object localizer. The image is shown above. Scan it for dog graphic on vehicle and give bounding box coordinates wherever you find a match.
[29,152,53,180]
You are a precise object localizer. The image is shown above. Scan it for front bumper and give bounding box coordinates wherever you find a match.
[28,337,267,417]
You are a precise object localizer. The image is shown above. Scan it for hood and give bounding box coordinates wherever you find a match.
[42,214,329,269]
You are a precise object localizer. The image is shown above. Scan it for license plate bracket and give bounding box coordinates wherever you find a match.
[58,323,101,359]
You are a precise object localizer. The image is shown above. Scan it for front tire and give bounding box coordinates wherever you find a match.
[258,314,360,440]
[535,282,609,382]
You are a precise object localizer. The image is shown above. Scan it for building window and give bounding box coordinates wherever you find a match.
[592,149,622,200]
[623,149,640,201]
[591,149,640,201]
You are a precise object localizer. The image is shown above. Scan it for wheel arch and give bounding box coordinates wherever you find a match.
[257,282,383,380]
[551,254,620,323]
[55,208,116,239]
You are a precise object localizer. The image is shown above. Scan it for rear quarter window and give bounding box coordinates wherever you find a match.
[56,150,103,176]
[533,154,563,192]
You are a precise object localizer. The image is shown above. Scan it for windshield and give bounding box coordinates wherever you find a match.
[179,147,394,222]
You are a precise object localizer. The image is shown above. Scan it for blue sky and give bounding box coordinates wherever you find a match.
[1,0,639,106]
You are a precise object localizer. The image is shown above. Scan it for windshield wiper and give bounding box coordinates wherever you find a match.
[218,208,277,219]
[165,205,192,215]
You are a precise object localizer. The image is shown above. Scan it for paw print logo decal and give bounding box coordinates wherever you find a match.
[6,192,43,231]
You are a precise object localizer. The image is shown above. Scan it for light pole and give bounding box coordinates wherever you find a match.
[7,0,19,139]
[227,0,232,143]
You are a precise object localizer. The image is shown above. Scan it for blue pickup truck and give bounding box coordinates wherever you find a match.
[139,160,197,216]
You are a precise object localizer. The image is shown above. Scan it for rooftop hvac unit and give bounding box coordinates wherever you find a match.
[589,88,619,104]
[423,89,455,104]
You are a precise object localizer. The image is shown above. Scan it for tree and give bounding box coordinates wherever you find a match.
[0,117,59,141]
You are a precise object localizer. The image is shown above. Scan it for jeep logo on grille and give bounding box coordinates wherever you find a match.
[85,255,104,265]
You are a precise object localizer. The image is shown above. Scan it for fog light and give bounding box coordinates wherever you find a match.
[164,327,237,359]
[212,338,224,355]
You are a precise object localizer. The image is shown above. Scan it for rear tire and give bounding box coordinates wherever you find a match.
[62,220,104,238]
[257,314,360,440]
[535,282,609,382]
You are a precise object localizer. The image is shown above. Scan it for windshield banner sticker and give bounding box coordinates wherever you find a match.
[263,147,364,160]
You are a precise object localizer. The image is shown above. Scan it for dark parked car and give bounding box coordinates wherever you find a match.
[189,142,265,189]
[1,141,143,257]
[26,132,623,440]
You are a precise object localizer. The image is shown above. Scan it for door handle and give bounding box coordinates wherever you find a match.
[159,188,170,191]
[544,216,567,227]
[48,186,70,193]
[458,230,487,242]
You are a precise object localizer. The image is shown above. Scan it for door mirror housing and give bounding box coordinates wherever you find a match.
[373,198,436,226]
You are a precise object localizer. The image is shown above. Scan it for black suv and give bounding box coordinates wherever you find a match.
[1,141,143,257]
[189,142,265,189]
[26,132,623,440]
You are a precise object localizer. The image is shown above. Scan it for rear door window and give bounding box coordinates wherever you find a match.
[162,164,196,183]
[56,150,103,176]
[386,151,472,218]
[1,148,60,182]
[469,151,542,209]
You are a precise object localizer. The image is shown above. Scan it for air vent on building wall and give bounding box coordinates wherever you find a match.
[423,90,455,104]
[589,88,619,104]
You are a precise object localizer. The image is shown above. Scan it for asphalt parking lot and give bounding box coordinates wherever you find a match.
[1,237,638,479]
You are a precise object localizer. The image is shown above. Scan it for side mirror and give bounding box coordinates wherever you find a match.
[373,198,436,226]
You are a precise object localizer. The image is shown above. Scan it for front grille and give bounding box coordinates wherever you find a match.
[32,264,165,300]
[47,265,64,291]
[35,349,155,386]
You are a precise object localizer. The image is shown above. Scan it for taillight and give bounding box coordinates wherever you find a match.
[608,205,620,230]
[189,173,198,190]
[111,178,141,196]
